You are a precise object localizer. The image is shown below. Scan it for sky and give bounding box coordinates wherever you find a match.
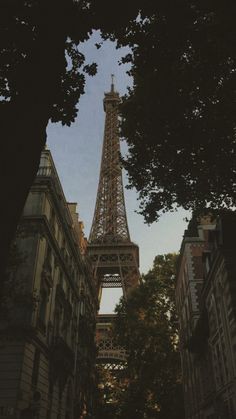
[47,32,190,313]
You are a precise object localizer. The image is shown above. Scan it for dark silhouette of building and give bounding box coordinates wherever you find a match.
[176,213,236,419]
[0,149,98,419]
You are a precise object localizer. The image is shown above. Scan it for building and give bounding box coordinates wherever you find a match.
[0,149,98,419]
[176,213,236,419]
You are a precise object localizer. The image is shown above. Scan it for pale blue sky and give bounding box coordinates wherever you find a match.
[47,32,190,312]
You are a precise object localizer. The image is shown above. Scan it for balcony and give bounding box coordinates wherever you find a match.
[37,166,54,178]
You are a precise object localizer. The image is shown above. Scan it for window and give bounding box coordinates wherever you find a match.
[58,270,63,287]
[54,305,61,336]
[32,348,40,386]
[80,298,85,316]
[65,382,73,419]
[38,289,48,331]
[67,285,71,302]
[45,245,52,267]
[50,208,56,233]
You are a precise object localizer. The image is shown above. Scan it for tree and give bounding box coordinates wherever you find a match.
[95,365,128,419]
[105,1,236,223]
[0,0,89,276]
[112,253,184,419]
[0,239,39,336]
[0,0,141,277]
[3,1,234,278]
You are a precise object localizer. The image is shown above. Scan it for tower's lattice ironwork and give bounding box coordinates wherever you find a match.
[88,78,140,297]
[89,80,130,244]
[87,78,140,368]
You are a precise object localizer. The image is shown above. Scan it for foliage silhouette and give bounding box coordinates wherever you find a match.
[109,2,236,222]
[95,254,184,419]
[0,0,140,276]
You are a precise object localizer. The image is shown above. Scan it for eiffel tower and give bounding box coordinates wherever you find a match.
[87,77,140,366]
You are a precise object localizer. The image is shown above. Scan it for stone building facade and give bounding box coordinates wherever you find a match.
[0,150,98,419]
[176,214,236,419]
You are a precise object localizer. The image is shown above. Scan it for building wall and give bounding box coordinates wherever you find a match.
[0,150,98,419]
[176,237,207,419]
[176,215,236,419]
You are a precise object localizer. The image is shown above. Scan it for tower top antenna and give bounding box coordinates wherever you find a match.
[111,74,115,92]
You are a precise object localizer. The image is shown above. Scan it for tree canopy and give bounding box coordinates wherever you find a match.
[2,1,235,268]
[108,1,236,222]
[108,253,184,419]
[0,0,138,124]
[0,0,141,274]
